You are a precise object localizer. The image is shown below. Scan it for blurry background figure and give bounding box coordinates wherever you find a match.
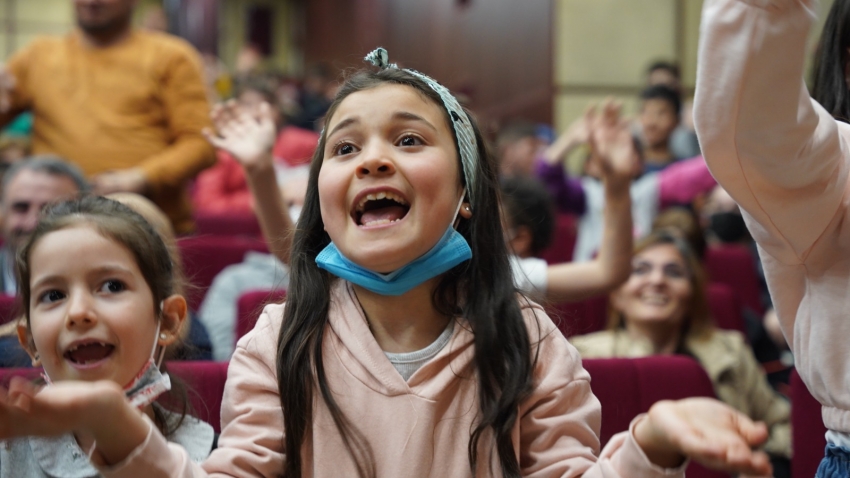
[570,231,792,478]
[0,0,215,233]
[289,62,337,132]
[651,207,707,260]
[644,60,701,160]
[637,85,681,172]
[699,184,749,246]
[139,5,168,32]
[497,120,546,179]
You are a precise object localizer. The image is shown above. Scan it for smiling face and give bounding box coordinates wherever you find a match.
[318,84,466,273]
[610,243,693,329]
[27,225,158,386]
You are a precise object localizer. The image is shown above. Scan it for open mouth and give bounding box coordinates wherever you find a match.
[64,341,115,366]
[354,191,410,227]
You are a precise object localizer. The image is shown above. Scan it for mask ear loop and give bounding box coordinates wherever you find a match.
[452,190,468,229]
[152,301,167,368]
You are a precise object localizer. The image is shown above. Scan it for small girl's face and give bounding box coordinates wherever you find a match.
[27,225,159,386]
[319,84,465,273]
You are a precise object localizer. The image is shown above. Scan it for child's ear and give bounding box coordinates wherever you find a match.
[459,202,472,219]
[158,295,188,346]
[16,319,40,366]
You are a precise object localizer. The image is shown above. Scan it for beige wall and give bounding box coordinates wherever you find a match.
[219,0,299,74]
[554,0,836,132]
[0,0,74,60]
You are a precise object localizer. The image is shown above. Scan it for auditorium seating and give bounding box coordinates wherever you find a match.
[178,235,269,310]
[0,294,19,325]
[193,211,263,238]
[236,289,287,341]
[584,356,725,478]
[704,244,765,316]
[791,369,826,478]
[539,213,578,265]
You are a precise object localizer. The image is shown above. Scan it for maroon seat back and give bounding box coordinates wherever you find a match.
[167,361,229,433]
[539,213,578,265]
[0,361,229,433]
[0,294,20,325]
[194,212,262,238]
[706,283,746,335]
[236,289,287,342]
[178,235,269,310]
[584,356,724,478]
[704,244,764,316]
[548,295,608,338]
[791,369,826,478]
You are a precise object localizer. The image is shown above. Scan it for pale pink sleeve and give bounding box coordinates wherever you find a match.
[694,0,850,264]
[99,305,287,478]
[517,308,685,478]
[658,156,716,208]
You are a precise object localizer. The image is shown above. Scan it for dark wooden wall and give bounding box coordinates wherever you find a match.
[301,0,553,127]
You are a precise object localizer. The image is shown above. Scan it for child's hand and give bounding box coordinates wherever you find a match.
[204,100,277,171]
[0,377,123,439]
[634,398,772,476]
[589,100,639,191]
[543,106,595,165]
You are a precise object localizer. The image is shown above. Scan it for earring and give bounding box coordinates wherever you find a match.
[159,333,167,340]
[464,205,471,212]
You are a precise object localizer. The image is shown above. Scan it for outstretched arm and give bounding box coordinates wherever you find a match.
[204,102,294,265]
[694,0,847,264]
[544,101,633,302]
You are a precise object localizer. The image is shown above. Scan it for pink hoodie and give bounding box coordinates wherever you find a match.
[695,0,850,432]
[100,282,682,477]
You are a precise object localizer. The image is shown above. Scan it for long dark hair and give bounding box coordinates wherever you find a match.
[277,67,535,477]
[16,196,191,437]
[813,0,850,122]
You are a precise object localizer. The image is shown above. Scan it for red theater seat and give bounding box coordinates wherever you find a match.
[584,356,724,478]
[706,282,746,336]
[236,289,287,342]
[194,211,262,238]
[178,235,269,310]
[791,369,826,478]
[0,294,19,325]
[704,244,764,316]
[539,213,578,265]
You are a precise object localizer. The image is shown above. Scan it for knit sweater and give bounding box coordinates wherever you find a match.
[2,30,215,232]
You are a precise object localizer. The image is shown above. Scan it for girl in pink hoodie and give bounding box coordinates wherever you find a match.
[0,49,772,478]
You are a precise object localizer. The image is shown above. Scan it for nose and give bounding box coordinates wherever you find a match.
[65,290,97,329]
[646,266,668,286]
[356,141,396,179]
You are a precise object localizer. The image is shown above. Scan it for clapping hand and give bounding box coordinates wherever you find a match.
[204,100,277,172]
[635,397,773,476]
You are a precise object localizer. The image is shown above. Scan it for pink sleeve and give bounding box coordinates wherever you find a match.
[518,308,685,478]
[658,156,716,208]
[99,306,287,478]
[694,0,850,264]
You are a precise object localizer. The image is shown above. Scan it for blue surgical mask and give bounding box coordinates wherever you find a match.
[315,197,472,296]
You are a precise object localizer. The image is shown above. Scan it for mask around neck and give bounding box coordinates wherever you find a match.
[315,194,472,296]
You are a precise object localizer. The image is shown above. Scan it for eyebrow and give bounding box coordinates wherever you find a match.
[327,117,359,139]
[30,265,135,289]
[326,111,439,139]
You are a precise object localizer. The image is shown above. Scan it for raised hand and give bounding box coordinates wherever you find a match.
[204,100,277,171]
[589,100,639,189]
[543,105,596,165]
[634,397,773,476]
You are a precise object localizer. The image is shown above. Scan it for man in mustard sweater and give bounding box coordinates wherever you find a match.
[0,0,215,233]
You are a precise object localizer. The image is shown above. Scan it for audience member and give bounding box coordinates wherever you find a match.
[538,108,716,261]
[289,62,337,131]
[496,120,545,179]
[0,158,88,294]
[570,231,791,477]
[193,78,318,216]
[651,207,707,260]
[645,61,701,159]
[8,196,214,472]
[0,0,215,233]
[638,85,681,172]
[503,101,633,303]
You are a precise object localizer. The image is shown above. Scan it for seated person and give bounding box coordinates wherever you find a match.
[193,77,318,216]
[502,101,634,303]
[570,231,791,477]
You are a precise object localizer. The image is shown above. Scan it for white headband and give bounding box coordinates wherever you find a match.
[364,47,478,207]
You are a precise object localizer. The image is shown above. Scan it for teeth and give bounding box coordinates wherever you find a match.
[361,217,403,227]
[356,190,409,212]
[68,341,107,353]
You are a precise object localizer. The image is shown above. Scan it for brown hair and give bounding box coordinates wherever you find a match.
[16,195,190,436]
[607,230,713,341]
